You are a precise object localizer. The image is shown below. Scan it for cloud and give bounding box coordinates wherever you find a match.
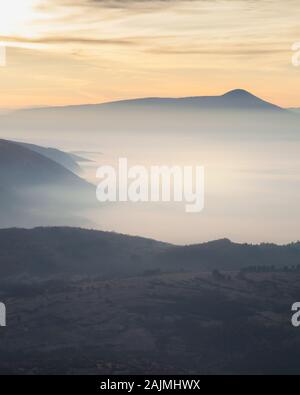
[6,0,297,59]
[2,0,300,109]
[50,0,194,7]
[147,47,289,56]
[37,0,195,14]
[0,35,138,46]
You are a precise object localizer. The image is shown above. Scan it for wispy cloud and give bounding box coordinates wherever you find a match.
[0,35,138,46]
[42,0,196,9]
[147,46,289,56]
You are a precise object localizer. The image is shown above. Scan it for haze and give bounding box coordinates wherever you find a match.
[0,1,300,245]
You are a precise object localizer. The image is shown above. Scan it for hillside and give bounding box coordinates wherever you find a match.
[0,227,300,374]
[159,238,300,271]
[16,141,83,174]
[0,227,169,281]
[0,227,300,282]
[0,140,95,228]
[0,252,299,374]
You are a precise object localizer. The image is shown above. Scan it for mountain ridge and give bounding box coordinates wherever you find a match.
[7,89,283,112]
[1,88,298,136]
[16,141,83,174]
[0,140,95,228]
[0,226,300,281]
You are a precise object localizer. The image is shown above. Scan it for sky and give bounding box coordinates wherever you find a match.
[0,0,300,108]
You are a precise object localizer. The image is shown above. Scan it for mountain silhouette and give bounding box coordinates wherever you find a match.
[0,227,299,281]
[16,141,83,174]
[0,89,295,136]
[0,140,95,228]
[11,89,281,112]
[98,89,283,112]
[0,139,89,187]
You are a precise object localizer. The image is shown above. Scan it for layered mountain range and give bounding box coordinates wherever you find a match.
[0,139,95,228]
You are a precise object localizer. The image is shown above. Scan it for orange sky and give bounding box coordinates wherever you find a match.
[0,0,300,109]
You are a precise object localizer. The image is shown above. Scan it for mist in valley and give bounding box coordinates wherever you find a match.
[1,90,300,245]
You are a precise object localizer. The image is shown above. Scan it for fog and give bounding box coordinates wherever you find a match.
[1,121,299,244]
[1,90,300,243]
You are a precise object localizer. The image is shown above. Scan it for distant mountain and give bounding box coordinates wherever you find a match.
[0,89,298,137]
[9,89,283,112]
[16,141,82,174]
[0,139,89,188]
[99,89,283,112]
[0,227,299,281]
[159,238,300,271]
[0,140,95,228]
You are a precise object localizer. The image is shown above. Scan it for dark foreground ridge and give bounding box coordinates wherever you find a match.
[0,227,299,281]
[0,226,300,374]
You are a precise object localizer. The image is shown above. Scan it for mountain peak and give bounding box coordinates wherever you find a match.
[219,89,282,111]
[222,89,253,98]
